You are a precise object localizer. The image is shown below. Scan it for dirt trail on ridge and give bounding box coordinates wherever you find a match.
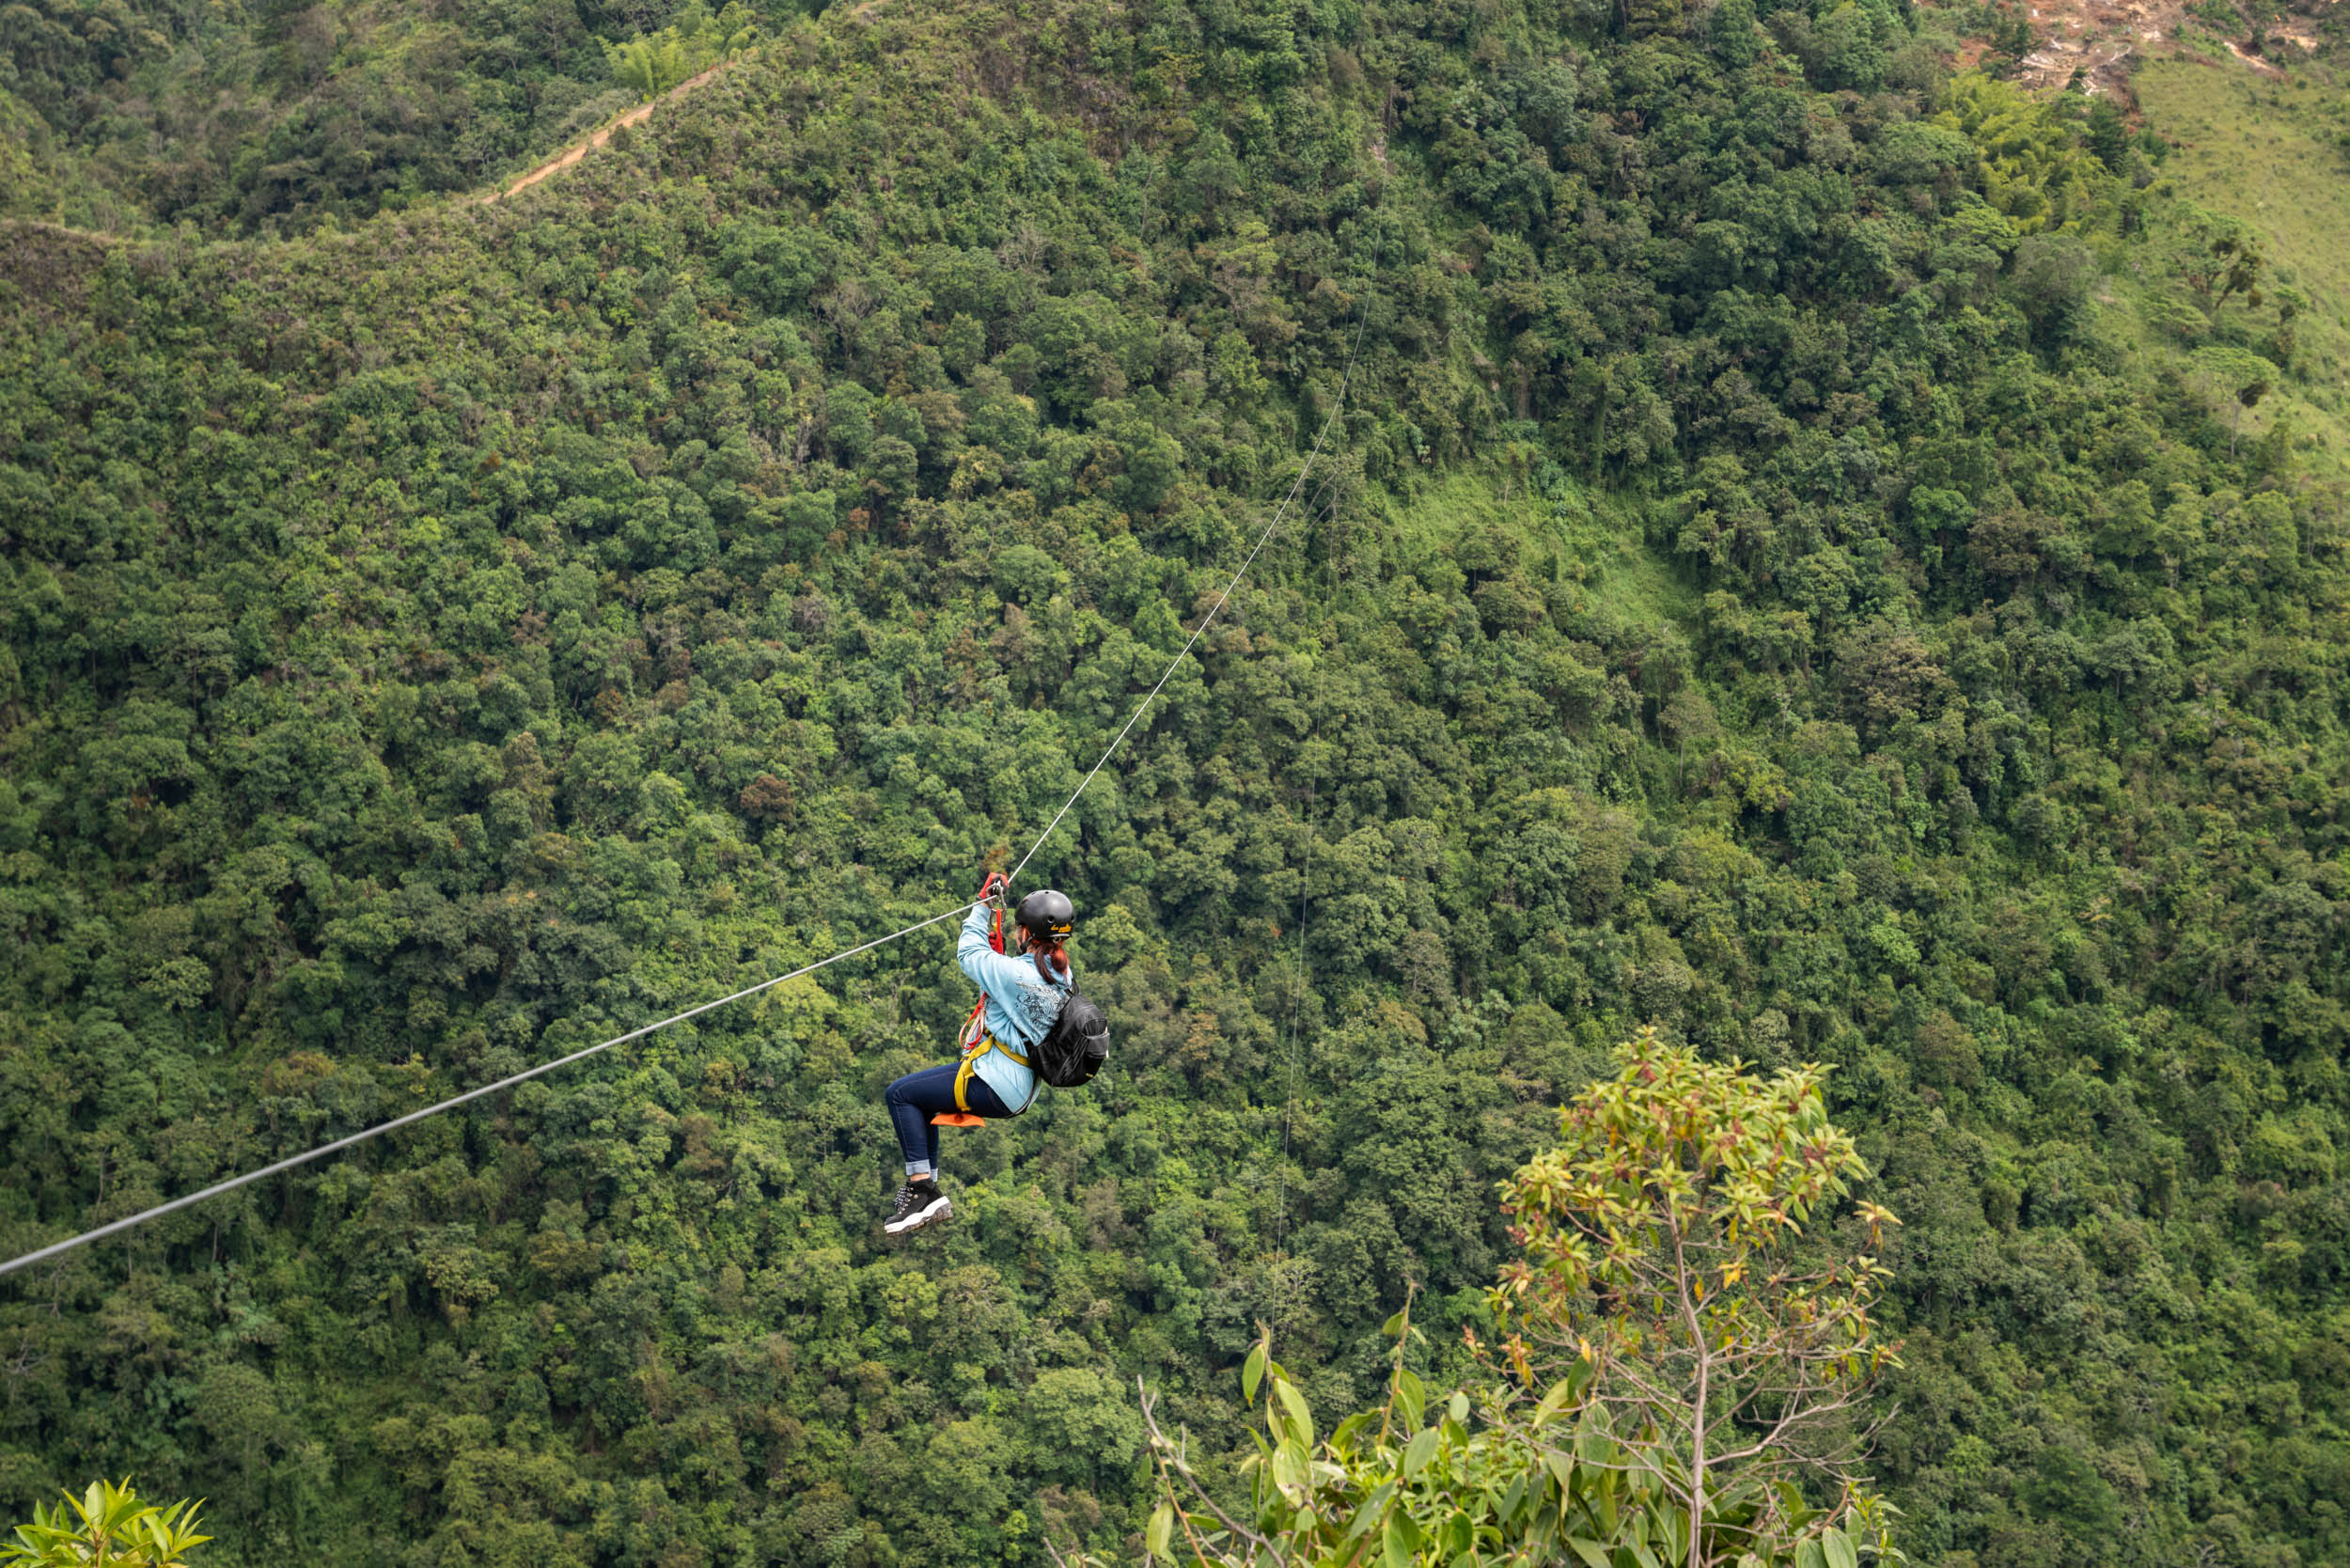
[484,62,729,204]
[479,0,905,205]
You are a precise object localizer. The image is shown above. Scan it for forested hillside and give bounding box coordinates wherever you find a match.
[1,0,2345,1561]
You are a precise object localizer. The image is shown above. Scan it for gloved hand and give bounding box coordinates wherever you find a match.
[977,870,1010,902]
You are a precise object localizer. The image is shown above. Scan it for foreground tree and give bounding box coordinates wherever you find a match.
[3,1482,209,1568]
[1494,1027,1901,1567]
[1115,1030,1904,1568]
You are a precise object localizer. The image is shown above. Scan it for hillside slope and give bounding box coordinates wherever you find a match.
[1,1,2345,1564]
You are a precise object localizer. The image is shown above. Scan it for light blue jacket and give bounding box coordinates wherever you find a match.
[958,901,1070,1112]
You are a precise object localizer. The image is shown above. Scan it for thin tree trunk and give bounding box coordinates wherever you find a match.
[1676,1221,1710,1568]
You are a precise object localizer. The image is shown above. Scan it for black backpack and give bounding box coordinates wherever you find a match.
[1032,991,1110,1088]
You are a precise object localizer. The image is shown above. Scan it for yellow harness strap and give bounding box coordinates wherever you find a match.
[954,1034,1030,1113]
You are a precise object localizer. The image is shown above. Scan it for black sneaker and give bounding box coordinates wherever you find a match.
[883,1180,951,1236]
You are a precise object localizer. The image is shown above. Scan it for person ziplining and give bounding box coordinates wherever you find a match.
[881,872,1104,1235]
[0,257,1368,1284]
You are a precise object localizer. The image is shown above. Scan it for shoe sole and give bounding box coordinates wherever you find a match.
[884,1194,952,1235]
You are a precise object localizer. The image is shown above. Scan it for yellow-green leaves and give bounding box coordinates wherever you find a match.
[1145,1315,1888,1568]
[1480,1030,1902,1568]
[601,2,761,100]
[2,1481,209,1568]
[1937,73,2114,234]
[1532,1366,1587,1426]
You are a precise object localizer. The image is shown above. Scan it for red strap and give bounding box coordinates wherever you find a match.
[939,892,1009,1129]
[956,897,1007,1053]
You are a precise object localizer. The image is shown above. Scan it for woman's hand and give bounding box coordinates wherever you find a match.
[977,870,1010,902]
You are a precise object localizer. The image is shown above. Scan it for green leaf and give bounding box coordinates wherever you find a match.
[1448,1390,1471,1424]
[1385,1515,1416,1568]
[1243,1341,1267,1404]
[1383,1507,1427,1568]
[1567,1538,1612,1568]
[1277,1378,1315,1448]
[1822,1528,1859,1568]
[1145,1503,1174,1562]
[1383,1307,1408,1339]
[1796,1541,1828,1568]
[1402,1425,1441,1479]
[1398,1369,1428,1433]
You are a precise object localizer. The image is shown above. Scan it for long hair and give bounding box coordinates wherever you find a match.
[1031,938,1071,985]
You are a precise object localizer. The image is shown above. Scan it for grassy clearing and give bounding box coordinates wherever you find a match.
[1373,469,1695,629]
[2123,55,2350,480]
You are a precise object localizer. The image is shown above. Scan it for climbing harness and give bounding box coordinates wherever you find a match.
[953,1040,1032,1115]
[0,259,1377,1285]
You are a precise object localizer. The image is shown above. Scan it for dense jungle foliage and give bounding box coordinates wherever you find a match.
[1,0,2346,1560]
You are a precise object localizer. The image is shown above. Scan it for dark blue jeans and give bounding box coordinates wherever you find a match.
[885,1062,1012,1177]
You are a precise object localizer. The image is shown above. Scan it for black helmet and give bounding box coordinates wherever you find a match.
[1015,888,1075,943]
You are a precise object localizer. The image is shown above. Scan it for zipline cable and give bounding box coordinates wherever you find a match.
[0,275,1378,1285]
[1003,303,1372,891]
[0,907,969,1280]
[1269,450,1346,1261]
[1271,762,1312,1259]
